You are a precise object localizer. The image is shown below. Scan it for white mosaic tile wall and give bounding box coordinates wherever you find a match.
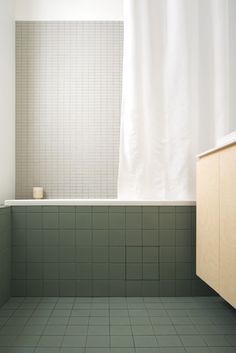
[16,21,123,199]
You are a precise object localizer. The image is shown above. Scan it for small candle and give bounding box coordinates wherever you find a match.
[33,187,44,199]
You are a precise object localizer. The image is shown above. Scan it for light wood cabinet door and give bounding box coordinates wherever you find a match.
[196,153,220,293]
[219,144,236,308]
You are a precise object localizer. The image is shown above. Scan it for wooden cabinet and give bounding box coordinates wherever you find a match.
[197,142,236,308]
[219,144,236,308]
[196,153,220,293]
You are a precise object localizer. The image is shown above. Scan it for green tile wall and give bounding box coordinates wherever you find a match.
[0,207,11,305]
[11,205,215,297]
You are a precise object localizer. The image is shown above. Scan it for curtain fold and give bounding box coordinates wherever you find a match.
[118,0,230,200]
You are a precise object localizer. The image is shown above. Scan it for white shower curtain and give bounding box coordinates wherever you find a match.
[118,0,230,200]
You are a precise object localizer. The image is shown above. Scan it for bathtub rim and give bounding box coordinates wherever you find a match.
[5,199,196,206]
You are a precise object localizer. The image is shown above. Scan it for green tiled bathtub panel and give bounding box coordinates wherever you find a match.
[11,206,215,297]
[0,207,11,305]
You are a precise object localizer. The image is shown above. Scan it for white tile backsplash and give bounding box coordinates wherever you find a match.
[16,21,123,199]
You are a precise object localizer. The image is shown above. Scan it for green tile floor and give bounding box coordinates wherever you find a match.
[0,296,235,352]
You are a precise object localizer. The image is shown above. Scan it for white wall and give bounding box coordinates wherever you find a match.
[15,0,123,21]
[0,0,15,204]
[229,0,236,133]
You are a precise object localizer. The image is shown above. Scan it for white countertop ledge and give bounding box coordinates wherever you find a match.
[197,132,236,158]
[5,199,196,206]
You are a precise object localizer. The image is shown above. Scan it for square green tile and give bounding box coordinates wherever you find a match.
[76,206,92,213]
[160,263,176,280]
[87,325,109,335]
[109,280,126,296]
[59,206,75,213]
[13,335,40,347]
[76,230,92,246]
[43,247,59,262]
[62,335,86,347]
[92,247,108,262]
[93,230,109,246]
[131,325,153,335]
[86,335,109,348]
[27,263,43,279]
[42,206,58,213]
[176,247,193,263]
[109,247,125,263]
[59,263,76,279]
[76,280,92,296]
[92,280,109,296]
[12,229,26,246]
[27,246,43,262]
[111,335,134,347]
[12,263,26,280]
[43,263,59,279]
[176,230,192,246]
[126,281,142,296]
[153,325,176,335]
[126,264,142,280]
[11,280,26,296]
[142,230,159,246]
[76,213,92,229]
[176,263,193,280]
[133,335,158,347]
[59,230,75,246]
[76,247,92,262]
[109,230,125,246]
[65,325,88,335]
[12,206,26,213]
[109,206,125,213]
[109,264,125,280]
[109,213,125,229]
[43,230,59,246]
[26,213,42,229]
[176,206,192,213]
[59,213,75,229]
[59,280,76,296]
[26,280,43,296]
[92,263,109,279]
[110,325,132,336]
[160,230,176,246]
[12,213,26,229]
[159,213,175,230]
[126,230,142,246]
[142,247,159,263]
[126,214,142,229]
[157,335,183,347]
[27,229,43,246]
[143,213,158,229]
[126,207,142,213]
[92,206,109,213]
[176,213,192,230]
[38,335,63,347]
[77,263,92,279]
[92,213,109,229]
[141,281,159,296]
[159,206,175,213]
[160,247,175,263]
[180,335,207,347]
[160,280,176,296]
[142,264,159,280]
[59,247,76,262]
[126,247,142,263]
[43,213,59,229]
[10,246,23,265]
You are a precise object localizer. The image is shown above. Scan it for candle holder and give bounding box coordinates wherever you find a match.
[33,187,44,199]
